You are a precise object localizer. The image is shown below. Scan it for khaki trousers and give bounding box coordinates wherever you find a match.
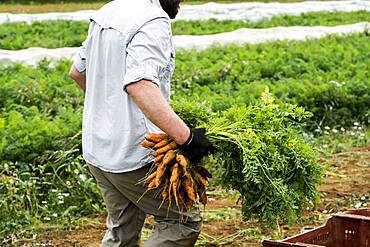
[88,163,202,247]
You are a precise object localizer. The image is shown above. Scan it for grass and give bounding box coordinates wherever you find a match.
[0,11,369,50]
[202,208,239,222]
[313,125,370,155]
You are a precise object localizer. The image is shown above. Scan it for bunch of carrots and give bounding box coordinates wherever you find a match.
[140,133,212,211]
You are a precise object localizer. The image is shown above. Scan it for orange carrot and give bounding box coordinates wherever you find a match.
[196,166,212,179]
[176,154,188,176]
[162,150,176,166]
[145,133,168,143]
[154,154,165,164]
[176,154,187,167]
[145,171,157,182]
[153,139,170,149]
[198,185,207,205]
[195,172,207,187]
[170,163,180,183]
[147,178,157,189]
[162,178,170,200]
[155,141,177,155]
[178,188,193,210]
[140,140,156,149]
[137,178,158,203]
[181,176,196,202]
[155,162,166,187]
[172,178,180,207]
[159,177,170,209]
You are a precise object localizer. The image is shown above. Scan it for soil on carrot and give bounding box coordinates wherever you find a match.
[14,146,370,247]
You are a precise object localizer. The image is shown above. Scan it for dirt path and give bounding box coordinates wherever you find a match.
[15,146,370,247]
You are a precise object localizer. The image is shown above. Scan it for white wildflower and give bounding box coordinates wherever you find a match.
[79,174,87,182]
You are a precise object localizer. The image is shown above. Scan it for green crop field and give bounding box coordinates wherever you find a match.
[1,32,369,238]
[0,11,369,50]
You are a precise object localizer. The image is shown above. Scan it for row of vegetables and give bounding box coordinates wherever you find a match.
[0,9,369,236]
[0,11,369,50]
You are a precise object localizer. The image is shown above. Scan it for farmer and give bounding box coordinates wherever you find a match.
[68,0,213,246]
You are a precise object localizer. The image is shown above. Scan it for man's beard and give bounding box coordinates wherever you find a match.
[159,0,182,19]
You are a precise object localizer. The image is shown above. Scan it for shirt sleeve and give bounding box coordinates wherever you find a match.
[73,37,89,74]
[73,22,94,74]
[123,17,172,90]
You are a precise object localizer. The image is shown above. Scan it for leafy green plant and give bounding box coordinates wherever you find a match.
[203,208,238,222]
[0,21,89,50]
[0,61,98,237]
[0,11,369,49]
[201,90,323,226]
[0,106,81,162]
[0,139,103,237]
[0,59,83,114]
[172,32,370,127]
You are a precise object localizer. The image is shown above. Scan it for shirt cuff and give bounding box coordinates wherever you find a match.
[73,53,86,74]
[123,65,161,92]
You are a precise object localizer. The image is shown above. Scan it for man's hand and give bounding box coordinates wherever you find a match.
[126,80,190,145]
[69,65,86,92]
[179,128,214,164]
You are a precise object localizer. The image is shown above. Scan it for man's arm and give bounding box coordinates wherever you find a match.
[69,65,86,92]
[126,80,190,145]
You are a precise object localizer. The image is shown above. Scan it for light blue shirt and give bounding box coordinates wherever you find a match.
[73,0,175,172]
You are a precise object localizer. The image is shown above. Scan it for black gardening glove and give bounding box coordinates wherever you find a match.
[179,128,214,164]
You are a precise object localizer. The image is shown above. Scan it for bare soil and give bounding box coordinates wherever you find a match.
[0,3,105,14]
[14,146,370,247]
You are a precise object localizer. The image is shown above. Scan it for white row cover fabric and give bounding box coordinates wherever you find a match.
[0,1,370,24]
[177,0,370,21]
[173,22,370,49]
[0,22,369,66]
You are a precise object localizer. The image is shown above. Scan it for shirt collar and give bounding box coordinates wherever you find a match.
[151,0,162,9]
